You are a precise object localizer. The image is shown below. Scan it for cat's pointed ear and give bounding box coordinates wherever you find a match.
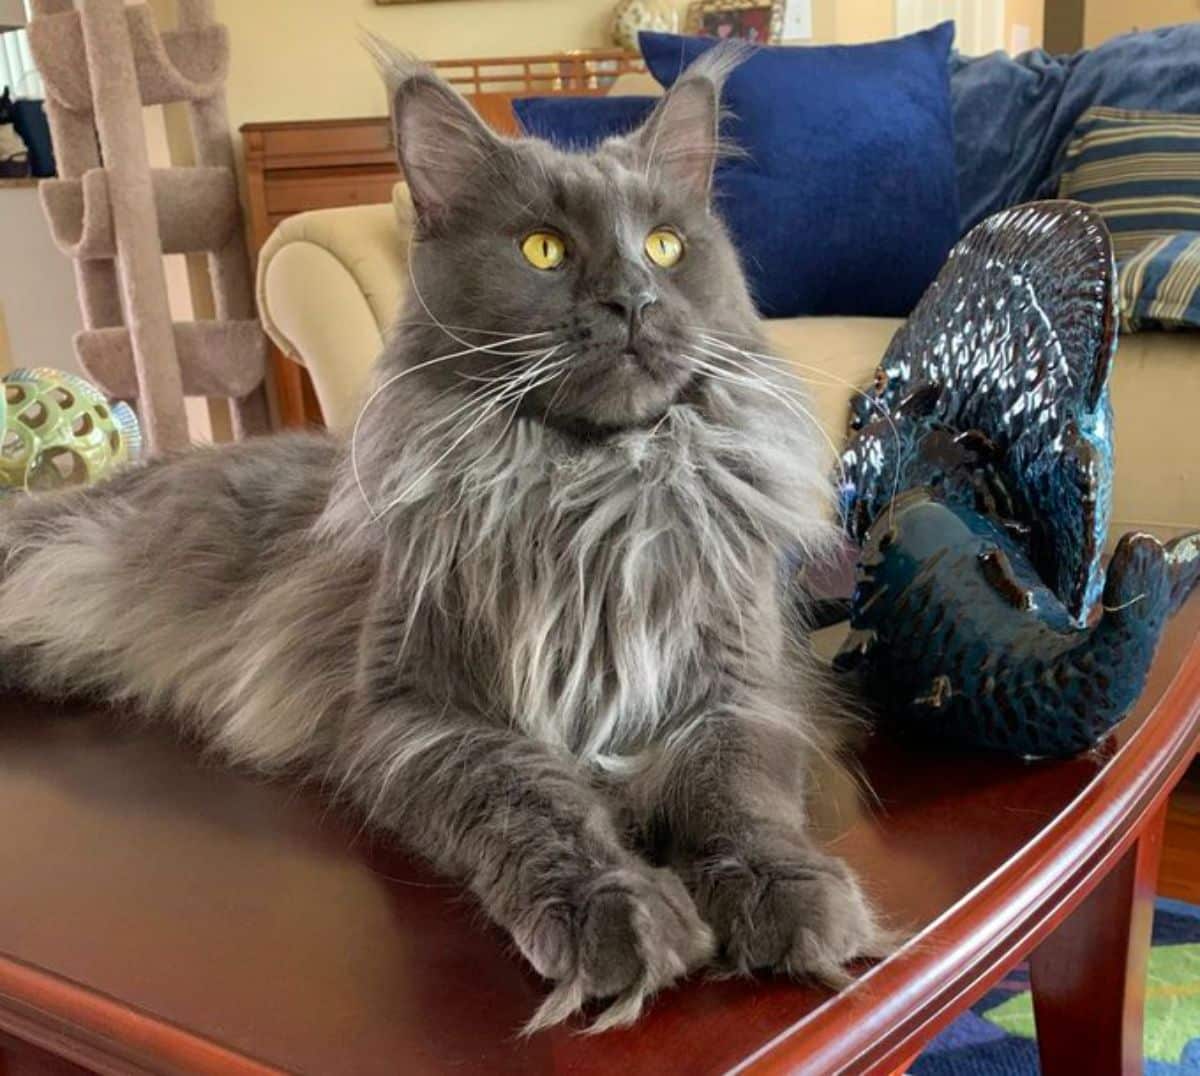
[363,33,503,228]
[633,43,747,202]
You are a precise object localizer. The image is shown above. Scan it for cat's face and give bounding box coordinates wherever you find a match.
[376,43,760,436]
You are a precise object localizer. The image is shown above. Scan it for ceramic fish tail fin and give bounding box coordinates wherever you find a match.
[1100,533,1170,629]
[1164,532,1200,615]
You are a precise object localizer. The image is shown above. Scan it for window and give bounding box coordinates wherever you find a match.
[1,0,42,101]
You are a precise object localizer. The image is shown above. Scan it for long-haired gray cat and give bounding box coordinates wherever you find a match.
[0,40,887,1031]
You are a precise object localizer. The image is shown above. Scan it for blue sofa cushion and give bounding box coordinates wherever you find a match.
[639,25,959,318]
[512,95,656,149]
[951,22,1200,232]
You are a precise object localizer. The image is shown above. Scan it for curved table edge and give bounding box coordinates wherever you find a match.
[736,617,1200,1076]
[0,950,285,1076]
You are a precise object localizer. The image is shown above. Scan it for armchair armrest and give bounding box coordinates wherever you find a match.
[256,189,412,430]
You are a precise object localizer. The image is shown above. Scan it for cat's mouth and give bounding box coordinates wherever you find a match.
[617,335,685,378]
[511,323,702,440]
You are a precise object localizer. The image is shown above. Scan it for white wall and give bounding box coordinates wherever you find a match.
[0,185,82,375]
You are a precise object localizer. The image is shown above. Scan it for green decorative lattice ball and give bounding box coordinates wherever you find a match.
[0,368,142,492]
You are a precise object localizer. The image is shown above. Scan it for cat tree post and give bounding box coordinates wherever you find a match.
[29,0,124,335]
[176,0,269,437]
[28,0,270,452]
[79,0,190,450]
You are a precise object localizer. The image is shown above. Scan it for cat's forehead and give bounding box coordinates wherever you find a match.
[513,139,670,221]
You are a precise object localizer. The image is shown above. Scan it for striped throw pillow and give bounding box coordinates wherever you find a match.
[1057,106,1200,331]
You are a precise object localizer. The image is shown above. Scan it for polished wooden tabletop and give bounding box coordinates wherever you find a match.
[0,594,1197,1076]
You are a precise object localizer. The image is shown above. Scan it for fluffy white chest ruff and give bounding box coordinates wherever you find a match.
[469,421,795,768]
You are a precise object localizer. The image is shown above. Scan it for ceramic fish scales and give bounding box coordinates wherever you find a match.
[834,201,1200,758]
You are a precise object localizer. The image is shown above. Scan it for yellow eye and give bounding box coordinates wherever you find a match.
[645,228,684,268]
[521,231,566,270]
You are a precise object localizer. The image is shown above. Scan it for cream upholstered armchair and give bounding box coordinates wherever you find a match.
[257,194,412,433]
[256,184,1200,538]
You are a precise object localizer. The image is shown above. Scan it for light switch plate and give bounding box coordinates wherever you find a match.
[1010,22,1033,54]
[782,0,813,40]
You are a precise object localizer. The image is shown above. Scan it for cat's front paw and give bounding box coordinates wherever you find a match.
[691,841,891,988]
[515,863,714,1033]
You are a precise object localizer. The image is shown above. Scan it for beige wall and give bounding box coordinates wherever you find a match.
[0,186,84,376]
[812,0,892,43]
[1083,0,1199,45]
[1006,0,1045,52]
[212,0,689,132]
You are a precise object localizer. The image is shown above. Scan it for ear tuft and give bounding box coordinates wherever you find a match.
[676,38,756,92]
[635,42,751,202]
[360,29,433,100]
[361,31,504,229]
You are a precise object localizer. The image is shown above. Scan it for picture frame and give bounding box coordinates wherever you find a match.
[683,0,784,44]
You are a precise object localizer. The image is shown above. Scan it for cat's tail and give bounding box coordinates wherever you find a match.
[0,482,143,700]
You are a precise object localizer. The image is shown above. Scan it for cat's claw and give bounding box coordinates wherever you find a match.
[689,841,893,986]
[517,863,715,1034]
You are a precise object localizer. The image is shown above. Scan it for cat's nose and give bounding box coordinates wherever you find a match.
[601,289,658,334]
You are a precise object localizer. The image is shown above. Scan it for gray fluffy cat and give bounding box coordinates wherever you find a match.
[0,41,887,1030]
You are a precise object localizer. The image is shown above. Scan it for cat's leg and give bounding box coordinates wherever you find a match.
[333,699,714,1032]
[635,701,888,987]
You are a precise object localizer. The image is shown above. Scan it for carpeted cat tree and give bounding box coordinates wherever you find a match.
[27,0,269,452]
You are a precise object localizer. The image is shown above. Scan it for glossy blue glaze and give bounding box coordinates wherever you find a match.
[834,201,1200,758]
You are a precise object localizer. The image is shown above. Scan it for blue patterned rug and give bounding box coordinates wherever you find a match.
[912,898,1200,1075]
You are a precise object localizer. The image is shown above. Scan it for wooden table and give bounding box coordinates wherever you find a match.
[0,594,1196,1075]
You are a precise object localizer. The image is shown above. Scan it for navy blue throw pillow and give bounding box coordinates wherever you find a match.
[512,95,657,150]
[639,25,959,318]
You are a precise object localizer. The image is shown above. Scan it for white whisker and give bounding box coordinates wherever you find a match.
[542,364,578,420]
[373,353,569,522]
[390,319,553,340]
[458,346,570,385]
[350,332,552,518]
[686,350,848,496]
[696,333,904,530]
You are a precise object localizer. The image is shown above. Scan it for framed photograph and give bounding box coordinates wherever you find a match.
[683,0,784,44]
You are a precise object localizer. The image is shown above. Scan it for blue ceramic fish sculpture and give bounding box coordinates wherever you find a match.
[834,201,1200,758]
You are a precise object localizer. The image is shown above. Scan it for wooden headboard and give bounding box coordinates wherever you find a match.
[241,49,647,428]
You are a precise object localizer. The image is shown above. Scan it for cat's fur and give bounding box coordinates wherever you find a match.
[0,42,885,1030]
